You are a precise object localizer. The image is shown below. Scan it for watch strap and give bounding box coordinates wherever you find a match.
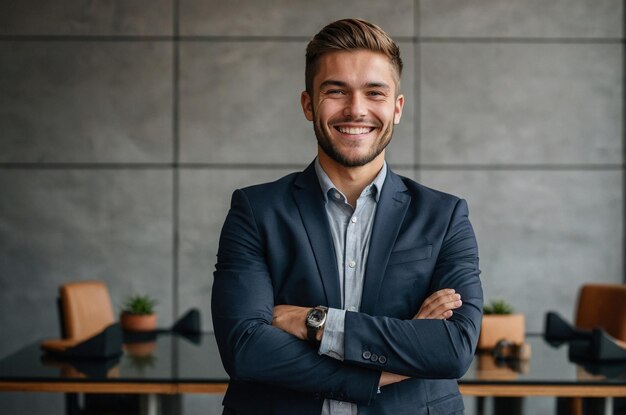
[306,322,319,343]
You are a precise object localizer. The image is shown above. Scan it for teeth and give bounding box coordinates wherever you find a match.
[337,126,372,135]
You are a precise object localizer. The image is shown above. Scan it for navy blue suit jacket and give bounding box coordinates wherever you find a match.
[212,162,483,415]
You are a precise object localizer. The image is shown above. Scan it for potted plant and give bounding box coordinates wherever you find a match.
[120,294,158,332]
[478,299,525,350]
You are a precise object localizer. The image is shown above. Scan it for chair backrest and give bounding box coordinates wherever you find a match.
[575,283,626,341]
[60,280,115,341]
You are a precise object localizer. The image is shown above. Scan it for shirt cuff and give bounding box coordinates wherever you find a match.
[318,308,345,361]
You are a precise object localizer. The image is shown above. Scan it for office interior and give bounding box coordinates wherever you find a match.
[0,1,623,414]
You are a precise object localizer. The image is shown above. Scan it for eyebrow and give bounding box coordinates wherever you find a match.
[319,80,392,91]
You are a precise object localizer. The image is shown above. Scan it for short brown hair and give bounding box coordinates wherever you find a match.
[305,18,403,95]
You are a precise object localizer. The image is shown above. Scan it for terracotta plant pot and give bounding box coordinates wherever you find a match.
[478,314,525,350]
[120,313,157,332]
[124,341,157,357]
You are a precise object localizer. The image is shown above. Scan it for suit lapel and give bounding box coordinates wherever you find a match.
[360,170,410,315]
[292,164,342,309]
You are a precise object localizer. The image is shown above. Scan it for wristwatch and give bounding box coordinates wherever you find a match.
[305,306,328,343]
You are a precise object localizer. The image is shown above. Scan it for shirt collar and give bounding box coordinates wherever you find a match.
[314,158,387,203]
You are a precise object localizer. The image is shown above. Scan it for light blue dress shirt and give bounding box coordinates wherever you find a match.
[314,158,387,415]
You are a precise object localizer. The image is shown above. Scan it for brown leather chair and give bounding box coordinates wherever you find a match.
[40,281,137,413]
[575,283,626,343]
[561,283,626,415]
[41,280,115,353]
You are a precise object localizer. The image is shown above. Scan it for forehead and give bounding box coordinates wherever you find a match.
[313,50,399,89]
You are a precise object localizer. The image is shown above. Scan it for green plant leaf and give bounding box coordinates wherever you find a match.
[483,299,514,315]
[122,294,157,315]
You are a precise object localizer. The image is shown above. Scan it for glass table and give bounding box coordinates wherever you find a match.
[460,334,626,398]
[1,332,624,399]
[0,331,229,395]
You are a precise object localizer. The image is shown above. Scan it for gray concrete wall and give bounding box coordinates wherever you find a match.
[0,1,623,414]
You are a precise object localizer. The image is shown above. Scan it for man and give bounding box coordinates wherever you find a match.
[212,18,482,414]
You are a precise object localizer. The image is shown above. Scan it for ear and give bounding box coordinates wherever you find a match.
[394,94,405,125]
[301,91,314,121]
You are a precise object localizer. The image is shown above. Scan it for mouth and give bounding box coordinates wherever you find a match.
[334,125,376,136]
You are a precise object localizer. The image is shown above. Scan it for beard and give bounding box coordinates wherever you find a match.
[313,115,395,168]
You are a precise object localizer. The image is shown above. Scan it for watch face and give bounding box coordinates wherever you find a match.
[307,308,326,328]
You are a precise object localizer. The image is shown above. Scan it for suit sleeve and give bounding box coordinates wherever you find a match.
[343,198,483,379]
[212,189,381,404]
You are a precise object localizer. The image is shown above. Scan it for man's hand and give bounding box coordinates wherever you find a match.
[272,305,310,341]
[413,288,461,320]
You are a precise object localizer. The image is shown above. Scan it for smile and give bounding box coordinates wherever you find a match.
[335,126,375,135]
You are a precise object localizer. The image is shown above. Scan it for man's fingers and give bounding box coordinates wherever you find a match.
[422,289,455,306]
[418,289,454,313]
[421,291,459,314]
[427,298,462,319]
[414,289,462,319]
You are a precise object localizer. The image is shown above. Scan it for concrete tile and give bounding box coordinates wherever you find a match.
[420,43,622,165]
[420,0,623,39]
[0,0,173,36]
[179,41,310,164]
[392,167,416,181]
[419,169,623,332]
[0,42,173,163]
[178,167,297,332]
[179,41,415,166]
[0,169,173,358]
[180,0,414,37]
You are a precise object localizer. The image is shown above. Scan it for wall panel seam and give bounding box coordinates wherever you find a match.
[414,0,421,182]
[1,36,621,45]
[622,0,626,283]
[1,164,622,171]
[172,0,181,327]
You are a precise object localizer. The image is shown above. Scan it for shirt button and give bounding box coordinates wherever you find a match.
[333,192,341,200]
[351,217,357,223]
[348,306,357,312]
[348,260,356,268]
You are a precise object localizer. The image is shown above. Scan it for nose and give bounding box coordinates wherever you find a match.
[343,93,367,118]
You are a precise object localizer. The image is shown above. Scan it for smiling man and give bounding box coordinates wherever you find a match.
[212,19,483,415]
[304,50,402,173]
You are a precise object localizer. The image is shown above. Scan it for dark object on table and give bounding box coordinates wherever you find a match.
[544,311,626,361]
[45,323,123,359]
[172,308,201,333]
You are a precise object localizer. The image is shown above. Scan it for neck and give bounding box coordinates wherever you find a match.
[318,150,385,207]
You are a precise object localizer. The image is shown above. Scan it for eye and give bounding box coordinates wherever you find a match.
[367,90,386,98]
[326,89,346,95]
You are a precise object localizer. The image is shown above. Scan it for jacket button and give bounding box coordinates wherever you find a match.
[378,355,387,364]
[370,353,379,362]
[362,351,372,360]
